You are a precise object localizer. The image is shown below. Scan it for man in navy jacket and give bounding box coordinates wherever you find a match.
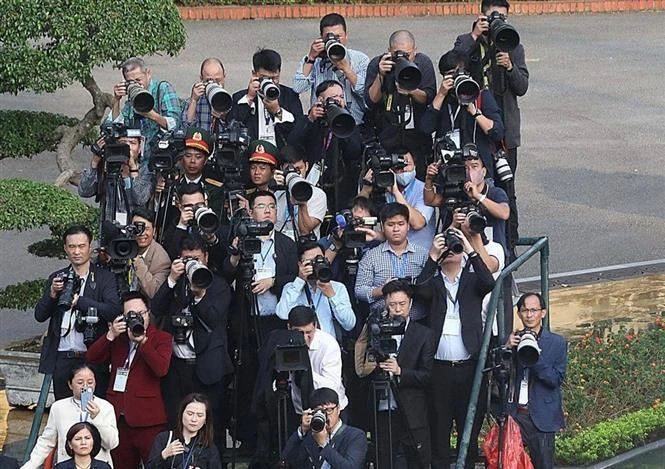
[282,387,367,469]
[507,292,567,469]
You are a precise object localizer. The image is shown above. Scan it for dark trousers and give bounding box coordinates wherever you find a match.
[162,356,227,459]
[514,412,555,469]
[375,410,430,469]
[504,147,519,251]
[112,416,165,468]
[430,360,488,469]
[53,353,109,400]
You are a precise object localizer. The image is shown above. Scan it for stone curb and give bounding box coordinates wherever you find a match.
[178,1,665,21]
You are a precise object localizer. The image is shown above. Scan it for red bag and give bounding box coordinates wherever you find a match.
[482,415,534,469]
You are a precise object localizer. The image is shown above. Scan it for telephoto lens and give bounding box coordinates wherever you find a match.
[258,78,280,101]
[126,82,154,113]
[310,409,327,433]
[444,229,464,254]
[205,81,233,113]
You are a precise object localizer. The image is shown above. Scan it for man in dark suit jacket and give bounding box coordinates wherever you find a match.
[35,225,121,400]
[416,228,495,469]
[506,292,567,469]
[355,279,435,468]
[231,48,303,149]
[152,233,233,459]
[282,387,367,469]
[86,290,172,468]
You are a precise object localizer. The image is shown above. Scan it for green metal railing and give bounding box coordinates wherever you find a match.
[456,236,550,469]
[23,373,53,464]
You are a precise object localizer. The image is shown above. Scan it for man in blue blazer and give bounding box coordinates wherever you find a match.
[507,292,567,469]
[282,387,367,469]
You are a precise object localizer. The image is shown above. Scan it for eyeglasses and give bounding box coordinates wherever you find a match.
[254,203,277,211]
[519,308,542,315]
[126,310,148,316]
[317,405,338,415]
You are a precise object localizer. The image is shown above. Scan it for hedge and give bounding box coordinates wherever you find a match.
[0,110,97,159]
[0,279,46,310]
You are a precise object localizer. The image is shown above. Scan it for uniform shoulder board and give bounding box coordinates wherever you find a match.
[204,178,223,188]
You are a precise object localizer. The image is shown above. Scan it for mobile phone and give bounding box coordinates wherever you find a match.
[81,387,93,411]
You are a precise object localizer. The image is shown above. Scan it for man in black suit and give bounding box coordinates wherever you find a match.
[35,225,121,399]
[282,387,367,469]
[232,48,303,149]
[416,227,495,469]
[151,233,233,459]
[355,279,435,468]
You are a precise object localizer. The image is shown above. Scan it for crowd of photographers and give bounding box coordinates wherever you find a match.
[21,2,570,469]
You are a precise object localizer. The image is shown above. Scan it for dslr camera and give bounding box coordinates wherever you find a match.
[366,310,406,363]
[150,129,186,172]
[390,51,421,91]
[317,97,355,138]
[487,12,520,52]
[204,79,233,114]
[516,329,541,366]
[188,203,220,235]
[125,80,154,113]
[55,268,82,313]
[307,255,333,283]
[493,148,513,184]
[283,164,313,204]
[171,311,194,345]
[257,78,280,101]
[364,142,407,190]
[233,216,274,255]
[319,33,346,62]
[75,307,100,344]
[309,408,328,433]
[447,69,480,105]
[181,256,214,290]
[124,310,145,336]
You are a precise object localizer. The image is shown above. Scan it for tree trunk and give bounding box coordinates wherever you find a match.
[54,75,113,187]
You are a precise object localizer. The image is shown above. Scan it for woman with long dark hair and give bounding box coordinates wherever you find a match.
[53,422,111,469]
[146,393,222,469]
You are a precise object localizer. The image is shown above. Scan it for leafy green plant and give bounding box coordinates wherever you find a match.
[0,279,47,310]
[0,111,97,159]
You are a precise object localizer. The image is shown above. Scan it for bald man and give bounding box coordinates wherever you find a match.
[181,57,232,133]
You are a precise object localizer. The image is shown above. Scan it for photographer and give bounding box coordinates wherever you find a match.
[506,293,567,469]
[293,13,369,125]
[416,228,495,469]
[78,128,153,222]
[181,57,232,133]
[355,280,435,468]
[455,0,529,249]
[109,57,181,165]
[359,148,435,250]
[274,145,328,241]
[127,208,171,298]
[35,225,121,400]
[231,49,302,148]
[86,291,173,467]
[276,241,355,338]
[418,49,504,179]
[354,202,428,321]
[365,30,436,176]
[282,387,367,469]
[152,234,233,461]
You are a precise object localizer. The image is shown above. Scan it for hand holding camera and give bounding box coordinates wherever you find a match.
[437,74,455,99]
[300,409,314,434]
[308,38,325,63]
[178,205,195,227]
[495,52,513,70]
[112,81,128,100]
[307,102,326,123]
[49,276,65,299]
[298,260,315,282]
[378,53,395,76]
[378,356,401,376]
[247,77,261,101]
[106,316,127,342]
[168,258,186,284]
[191,81,206,101]
[472,14,490,40]
[425,161,441,183]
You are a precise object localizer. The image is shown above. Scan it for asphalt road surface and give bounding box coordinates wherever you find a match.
[1,12,664,346]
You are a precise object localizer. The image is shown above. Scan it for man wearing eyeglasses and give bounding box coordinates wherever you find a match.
[506,293,567,469]
[86,291,173,467]
[283,387,367,469]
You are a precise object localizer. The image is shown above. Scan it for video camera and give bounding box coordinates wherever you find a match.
[364,142,407,190]
[75,306,99,344]
[366,310,406,363]
[210,122,249,193]
[335,209,378,249]
[317,97,355,138]
[391,51,421,91]
[150,129,186,172]
[101,220,144,260]
[319,33,347,62]
[487,12,520,53]
[204,79,233,114]
[91,123,142,175]
[233,216,274,255]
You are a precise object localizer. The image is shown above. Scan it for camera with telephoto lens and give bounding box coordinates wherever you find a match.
[55,269,82,313]
[310,409,327,433]
[308,255,332,283]
[181,256,214,290]
[171,312,194,345]
[487,12,520,52]
[93,123,142,176]
[101,220,144,260]
[233,217,274,255]
[124,310,145,337]
[366,310,406,363]
[319,33,346,62]
[317,97,355,138]
[442,229,465,255]
[391,51,422,91]
[75,307,99,344]
[493,149,513,183]
[204,79,233,114]
[188,203,220,235]
[457,205,487,234]
[516,329,541,366]
[257,78,280,101]
[125,80,154,113]
[365,142,407,190]
[283,164,313,204]
[150,129,186,172]
[449,69,480,105]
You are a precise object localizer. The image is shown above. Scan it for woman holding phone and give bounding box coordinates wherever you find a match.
[53,422,112,469]
[146,394,222,469]
[21,364,118,469]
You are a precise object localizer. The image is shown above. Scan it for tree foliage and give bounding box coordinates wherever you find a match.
[0,0,186,94]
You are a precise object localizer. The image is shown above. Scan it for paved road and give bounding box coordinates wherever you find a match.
[1,12,665,346]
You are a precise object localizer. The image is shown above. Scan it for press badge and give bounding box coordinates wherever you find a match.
[442,315,461,336]
[445,129,460,149]
[113,367,129,392]
[254,267,274,282]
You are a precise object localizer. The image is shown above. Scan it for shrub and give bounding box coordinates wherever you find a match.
[0,279,46,310]
[0,111,97,159]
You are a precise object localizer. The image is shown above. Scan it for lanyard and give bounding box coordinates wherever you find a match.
[445,288,459,308]
[390,252,409,278]
[181,436,198,469]
[123,343,138,369]
[447,103,461,130]
[256,239,275,266]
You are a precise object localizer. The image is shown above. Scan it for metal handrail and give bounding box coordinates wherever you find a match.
[23,373,53,464]
[456,236,550,468]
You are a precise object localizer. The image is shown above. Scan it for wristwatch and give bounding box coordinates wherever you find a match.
[327,243,338,252]
[473,110,483,119]
[304,55,316,65]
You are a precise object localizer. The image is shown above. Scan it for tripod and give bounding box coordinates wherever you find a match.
[154,170,179,244]
[371,371,425,469]
[484,348,512,469]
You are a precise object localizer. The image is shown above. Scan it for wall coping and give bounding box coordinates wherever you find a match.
[178,1,665,20]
